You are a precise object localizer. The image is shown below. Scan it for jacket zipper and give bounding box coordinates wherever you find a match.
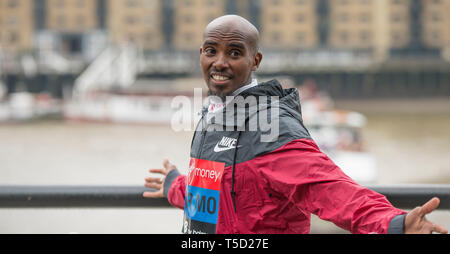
[197,115,207,158]
[198,129,207,158]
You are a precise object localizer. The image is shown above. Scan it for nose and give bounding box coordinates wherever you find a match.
[212,53,229,71]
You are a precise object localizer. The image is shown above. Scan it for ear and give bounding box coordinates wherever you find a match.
[251,52,263,71]
[200,47,203,55]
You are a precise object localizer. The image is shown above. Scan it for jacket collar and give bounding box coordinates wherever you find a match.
[205,79,301,128]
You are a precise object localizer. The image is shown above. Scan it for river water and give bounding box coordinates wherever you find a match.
[0,99,449,233]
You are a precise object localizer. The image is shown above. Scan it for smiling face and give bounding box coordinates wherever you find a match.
[200,16,262,100]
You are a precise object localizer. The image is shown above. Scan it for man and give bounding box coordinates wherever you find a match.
[143,15,447,234]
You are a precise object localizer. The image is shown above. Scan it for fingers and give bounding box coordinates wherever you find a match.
[144,182,162,189]
[144,175,163,191]
[419,197,440,216]
[149,168,167,175]
[145,176,163,184]
[145,176,162,182]
[423,219,448,234]
[432,223,448,234]
[147,158,176,177]
[163,158,177,171]
[143,191,163,198]
[143,176,164,199]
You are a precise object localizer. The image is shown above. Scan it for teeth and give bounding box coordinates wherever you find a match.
[212,75,229,81]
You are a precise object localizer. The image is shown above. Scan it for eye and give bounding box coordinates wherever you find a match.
[229,50,242,58]
[204,47,216,55]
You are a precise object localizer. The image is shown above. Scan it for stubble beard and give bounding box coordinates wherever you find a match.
[207,89,232,103]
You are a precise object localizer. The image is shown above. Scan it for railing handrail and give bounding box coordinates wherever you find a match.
[0,185,169,208]
[1,184,450,209]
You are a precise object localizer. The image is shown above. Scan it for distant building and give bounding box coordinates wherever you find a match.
[421,0,450,49]
[386,0,411,49]
[107,0,164,50]
[40,0,101,56]
[259,0,318,50]
[1,0,450,99]
[172,0,226,50]
[328,0,411,50]
[0,0,449,62]
[46,0,98,32]
[0,0,34,52]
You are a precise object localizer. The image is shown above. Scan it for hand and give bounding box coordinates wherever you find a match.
[143,158,177,198]
[404,197,448,234]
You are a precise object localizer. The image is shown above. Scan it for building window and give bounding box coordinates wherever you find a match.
[76,0,85,8]
[272,32,281,43]
[431,12,442,22]
[144,0,157,9]
[297,32,306,43]
[8,0,18,8]
[206,0,216,6]
[431,31,441,42]
[6,16,20,26]
[144,15,154,26]
[56,0,65,8]
[127,34,136,43]
[8,31,19,43]
[184,15,194,23]
[126,0,139,7]
[296,13,306,23]
[295,0,307,5]
[76,15,85,28]
[144,33,153,43]
[360,13,371,23]
[339,13,350,23]
[125,16,138,25]
[391,13,403,23]
[360,30,371,43]
[57,15,66,27]
[391,0,405,5]
[184,33,193,42]
[339,30,349,43]
[391,31,404,44]
[272,13,281,23]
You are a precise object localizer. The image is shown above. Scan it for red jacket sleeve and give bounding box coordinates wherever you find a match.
[167,174,186,210]
[256,138,406,234]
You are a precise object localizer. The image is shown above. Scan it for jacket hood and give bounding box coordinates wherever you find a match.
[207,79,303,128]
[239,79,288,98]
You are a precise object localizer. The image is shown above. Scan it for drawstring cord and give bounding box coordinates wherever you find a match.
[231,131,242,213]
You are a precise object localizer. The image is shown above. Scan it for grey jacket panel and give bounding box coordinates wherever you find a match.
[163,169,181,198]
[388,214,406,234]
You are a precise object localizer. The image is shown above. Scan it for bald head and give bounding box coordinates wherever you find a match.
[204,15,260,55]
[200,15,263,99]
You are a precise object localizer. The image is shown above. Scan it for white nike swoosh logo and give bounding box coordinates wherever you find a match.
[213,144,242,153]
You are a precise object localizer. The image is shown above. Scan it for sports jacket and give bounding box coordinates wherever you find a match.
[164,79,406,234]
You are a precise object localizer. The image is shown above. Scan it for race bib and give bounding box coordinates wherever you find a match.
[183,158,225,234]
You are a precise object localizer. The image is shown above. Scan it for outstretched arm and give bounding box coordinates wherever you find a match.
[256,139,406,234]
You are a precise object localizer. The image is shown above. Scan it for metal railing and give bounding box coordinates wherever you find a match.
[1,184,450,210]
[0,186,169,208]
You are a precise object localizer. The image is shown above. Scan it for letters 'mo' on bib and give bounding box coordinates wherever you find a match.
[183,158,225,234]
